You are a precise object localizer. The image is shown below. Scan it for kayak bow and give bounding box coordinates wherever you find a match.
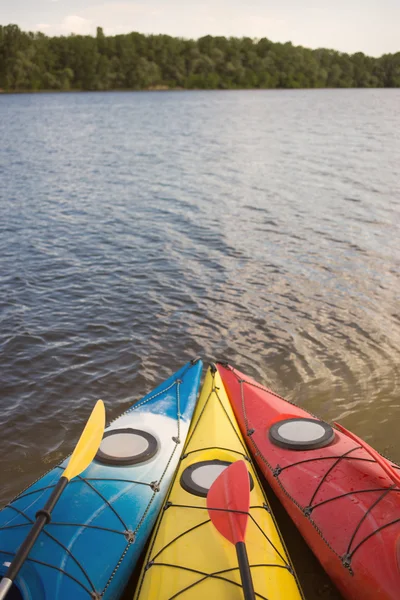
[0,359,202,599]
[217,362,400,600]
[134,365,304,600]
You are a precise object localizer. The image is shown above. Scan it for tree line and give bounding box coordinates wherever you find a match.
[0,24,399,92]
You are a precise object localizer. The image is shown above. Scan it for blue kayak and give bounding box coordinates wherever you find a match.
[0,359,202,599]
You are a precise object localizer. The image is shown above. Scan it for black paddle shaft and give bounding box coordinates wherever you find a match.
[235,541,256,600]
[5,477,68,582]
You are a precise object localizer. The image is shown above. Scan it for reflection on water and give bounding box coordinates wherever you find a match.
[0,90,399,511]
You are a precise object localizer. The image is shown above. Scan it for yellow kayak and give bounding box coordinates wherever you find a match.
[134,365,304,599]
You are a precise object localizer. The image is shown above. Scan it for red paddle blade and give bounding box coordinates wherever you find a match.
[207,460,250,545]
[335,422,400,487]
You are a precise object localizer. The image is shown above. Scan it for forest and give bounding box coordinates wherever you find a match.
[0,24,399,92]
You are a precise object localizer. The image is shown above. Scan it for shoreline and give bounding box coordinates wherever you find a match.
[0,86,397,95]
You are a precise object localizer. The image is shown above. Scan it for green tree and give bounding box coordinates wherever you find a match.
[0,24,398,92]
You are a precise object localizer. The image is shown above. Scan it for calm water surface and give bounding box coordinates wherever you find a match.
[0,90,399,536]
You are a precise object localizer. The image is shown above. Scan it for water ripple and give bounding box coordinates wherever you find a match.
[0,89,399,506]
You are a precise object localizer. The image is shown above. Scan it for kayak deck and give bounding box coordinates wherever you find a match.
[0,360,202,600]
[135,366,304,599]
[217,362,400,600]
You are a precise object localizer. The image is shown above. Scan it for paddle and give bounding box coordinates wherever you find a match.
[0,399,106,599]
[335,422,400,487]
[207,460,256,600]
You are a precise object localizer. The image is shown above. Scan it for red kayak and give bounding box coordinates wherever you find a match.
[217,362,400,600]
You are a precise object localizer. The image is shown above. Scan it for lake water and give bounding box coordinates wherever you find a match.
[0,89,399,597]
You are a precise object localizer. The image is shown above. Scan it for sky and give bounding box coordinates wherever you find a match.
[1,0,399,57]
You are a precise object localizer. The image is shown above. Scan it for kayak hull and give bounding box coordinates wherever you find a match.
[217,363,400,600]
[134,366,304,600]
[0,359,202,599]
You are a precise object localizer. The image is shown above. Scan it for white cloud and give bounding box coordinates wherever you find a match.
[36,15,93,36]
[35,3,149,36]
[69,2,287,39]
[61,15,92,35]
[29,0,400,55]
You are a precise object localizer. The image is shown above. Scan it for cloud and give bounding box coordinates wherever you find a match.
[61,15,92,35]
[29,0,400,54]
[35,3,149,36]
[69,2,287,39]
[36,15,93,36]
[83,2,159,34]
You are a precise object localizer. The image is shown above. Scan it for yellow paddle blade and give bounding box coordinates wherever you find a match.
[63,399,106,481]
